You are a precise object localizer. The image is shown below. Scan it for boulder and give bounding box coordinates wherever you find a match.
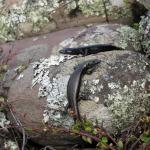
[0,0,138,42]
[4,24,150,147]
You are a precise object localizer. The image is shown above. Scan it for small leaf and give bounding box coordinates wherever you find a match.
[25,127,33,132]
[84,120,93,127]
[71,128,80,133]
[82,136,87,142]
[82,136,92,144]
[140,134,150,143]
[101,137,108,144]
[85,127,92,132]
[97,141,101,147]
[93,129,98,135]
[97,142,108,150]
[129,135,137,142]
[117,140,124,149]
[0,96,4,103]
[86,137,92,144]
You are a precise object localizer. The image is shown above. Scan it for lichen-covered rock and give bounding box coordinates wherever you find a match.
[18,22,33,36]
[139,12,150,57]
[137,0,150,10]
[0,0,135,42]
[0,111,10,128]
[5,24,150,146]
[53,24,141,52]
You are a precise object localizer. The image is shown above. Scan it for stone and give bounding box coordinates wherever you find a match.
[5,24,150,147]
[139,11,150,57]
[137,0,150,10]
[40,21,57,33]
[18,22,33,36]
[0,0,137,42]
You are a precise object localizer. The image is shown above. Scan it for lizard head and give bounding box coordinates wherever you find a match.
[59,48,77,55]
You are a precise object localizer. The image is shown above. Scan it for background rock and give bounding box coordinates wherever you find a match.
[137,0,150,10]
[0,0,140,43]
[5,24,150,146]
[18,22,33,36]
[139,12,150,57]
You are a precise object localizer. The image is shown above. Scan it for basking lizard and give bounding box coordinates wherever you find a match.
[59,44,122,56]
[67,59,101,120]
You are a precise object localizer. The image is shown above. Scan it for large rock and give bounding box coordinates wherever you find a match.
[4,24,150,147]
[0,0,137,43]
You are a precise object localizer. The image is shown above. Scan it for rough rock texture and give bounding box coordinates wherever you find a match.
[0,0,135,43]
[4,24,150,147]
[139,11,150,57]
[137,0,150,10]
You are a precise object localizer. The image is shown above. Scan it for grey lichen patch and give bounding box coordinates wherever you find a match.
[106,78,150,131]
[0,111,10,128]
[0,14,16,42]
[76,0,132,19]
[4,140,18,150]
[0,0,135,42]
[139,12,150,57]
[0,0,60,42]
[78,0,106,17]
[43,75,72,126]
[116,26,141,50]
[108,82,120,89]
[107,3,132,19]
[79,78,102,103]
[32,54,74,126]
[54,24,121,50]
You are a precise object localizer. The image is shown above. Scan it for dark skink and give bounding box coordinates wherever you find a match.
[67,59,101,120]
[59,44,123,56]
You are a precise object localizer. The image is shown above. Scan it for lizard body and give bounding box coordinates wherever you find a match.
[59,44,122,56]
[67,59,101,120]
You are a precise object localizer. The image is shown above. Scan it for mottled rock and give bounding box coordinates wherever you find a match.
[40,21,57,33]
[18,22,33,36]
[137,0,150,10]
[5,24,150,147]
[139,11,150,57]
[0,0,136,42]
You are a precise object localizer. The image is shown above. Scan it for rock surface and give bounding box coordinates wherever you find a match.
[0,0,136,43]
[137,0,150,10]
[139,11,150,57]
[3,24,150,147]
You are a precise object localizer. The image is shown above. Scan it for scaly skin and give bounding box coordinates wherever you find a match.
[59,44,123,56]
[67,59,101,120]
